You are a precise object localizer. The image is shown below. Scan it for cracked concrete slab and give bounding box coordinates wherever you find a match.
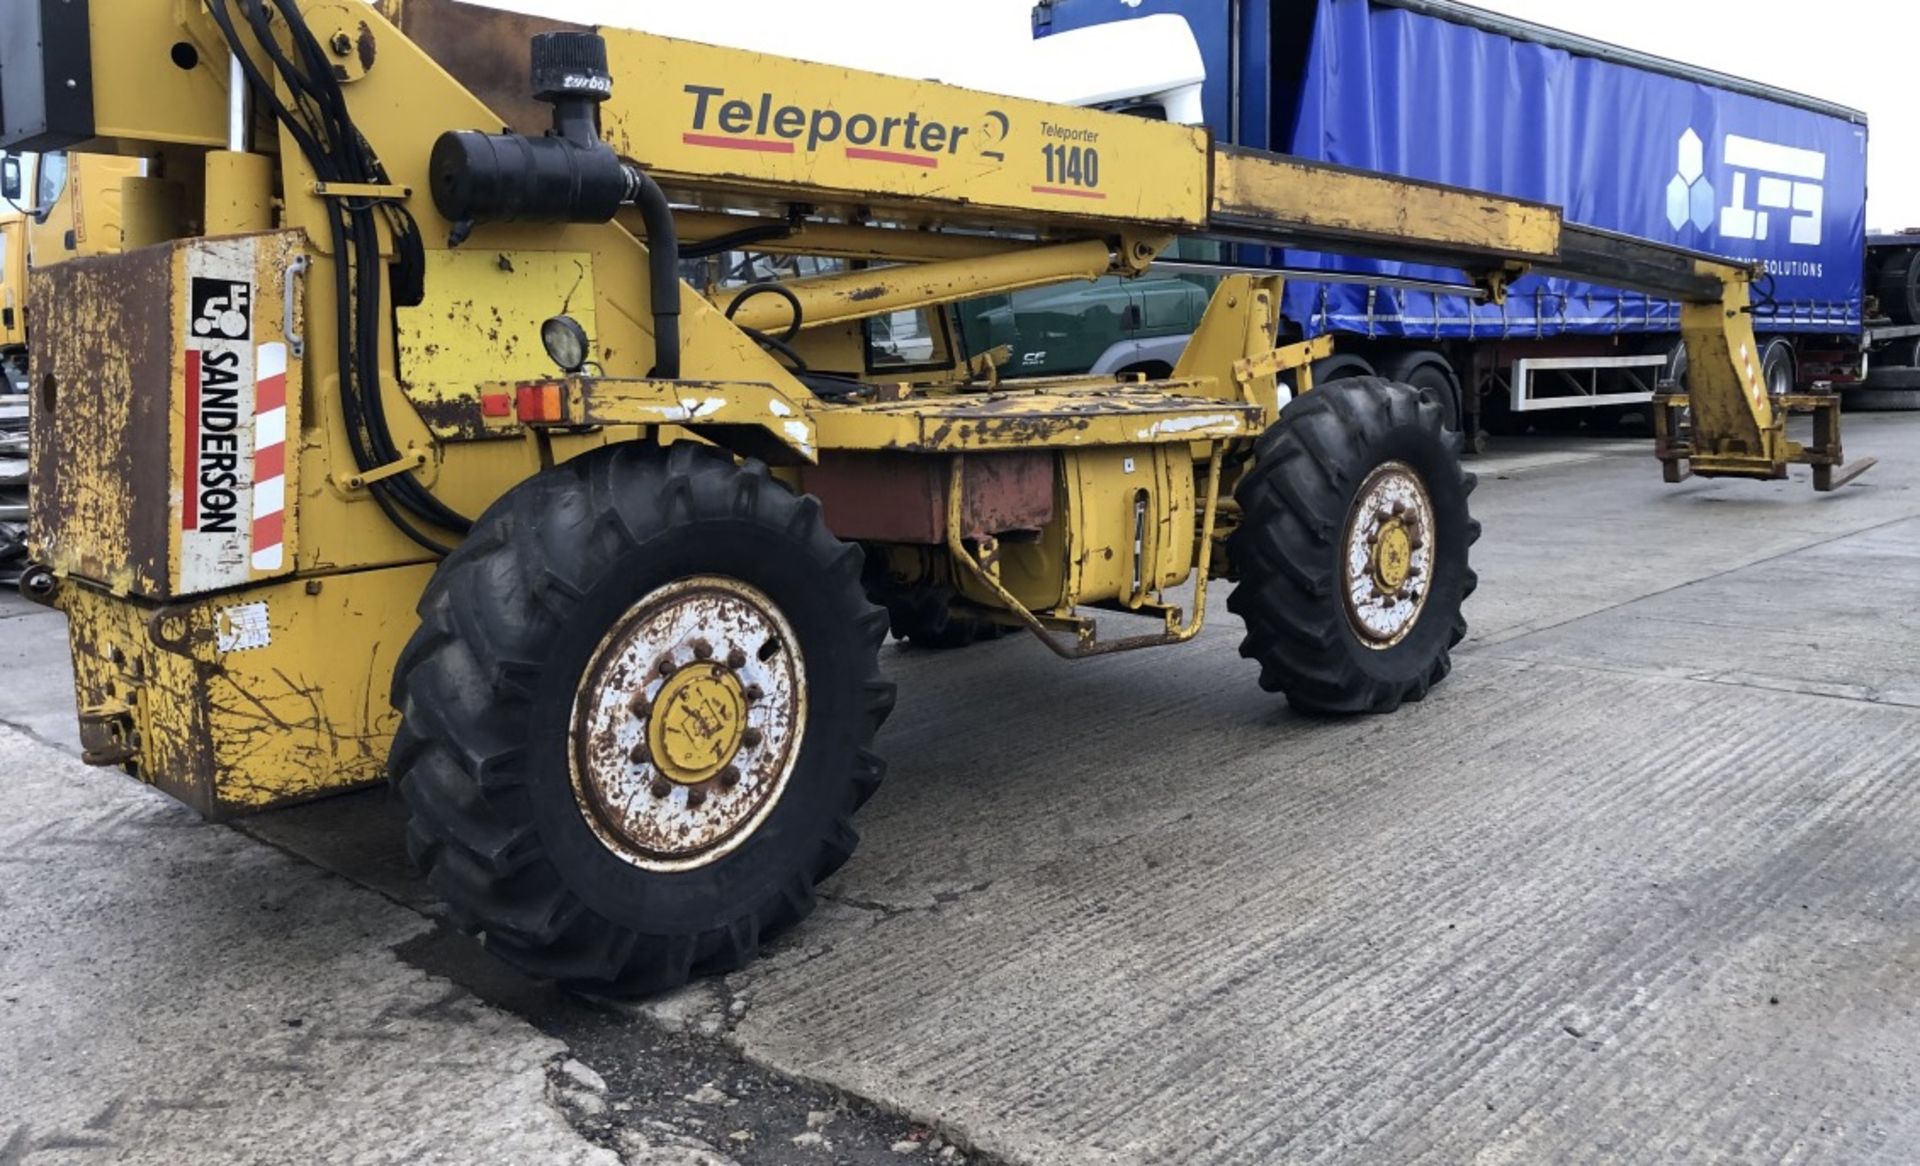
[0,728,617,1166]
[3,416,1918,1164]
[715,653,1920,1164]
[638,413,1920,1163]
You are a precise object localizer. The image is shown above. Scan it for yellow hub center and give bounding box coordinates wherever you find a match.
[647,662,748,785]
[1373,521,1413,591]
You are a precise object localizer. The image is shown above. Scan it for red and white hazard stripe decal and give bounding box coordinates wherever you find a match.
[251,342,288,572]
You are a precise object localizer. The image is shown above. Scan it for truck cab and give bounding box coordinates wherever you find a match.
[943,14,1220,381]
[0,214,25,388]
[0,150,145,383]
[962,243,1216,379]
[23,151,143,263]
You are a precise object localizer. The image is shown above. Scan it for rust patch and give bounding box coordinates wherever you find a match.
[802,451,1054,543]
[61,586,219,815]
[31,247,175,595]
[390,0,585,135]
[357,21,378,73]
[409,396,517,442]
[958,451,1055,538]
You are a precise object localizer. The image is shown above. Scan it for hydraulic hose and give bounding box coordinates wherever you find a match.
[628,168,683,380]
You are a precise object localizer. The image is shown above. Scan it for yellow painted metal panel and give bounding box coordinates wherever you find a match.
[399,249,599,437]
[61,564,435,817]
[0,217,25,352]
[811,387,1259,453]
[599,29,1211,229]
[1211,148,1563,263]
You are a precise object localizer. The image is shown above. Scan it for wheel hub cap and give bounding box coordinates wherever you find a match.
[1373,521,1414,591]
[1342,461,1436,649]
[648,663,747,785]
[570,576,805,872]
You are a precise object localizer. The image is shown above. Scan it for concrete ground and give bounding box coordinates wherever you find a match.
[3,417,1918,1164]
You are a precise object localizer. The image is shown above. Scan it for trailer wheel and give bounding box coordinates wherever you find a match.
[1759,339,1796,397]
[1876,250,1920,325]
[390,442,894,994]
[1843,386,1920,411]
[1379,352,1462,431]
[1228,377,1478,715]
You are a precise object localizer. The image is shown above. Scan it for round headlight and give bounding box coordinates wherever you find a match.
[541,315,591,373]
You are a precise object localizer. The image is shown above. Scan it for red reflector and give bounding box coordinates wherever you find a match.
[515,383,565,423]
[480,392,513,418]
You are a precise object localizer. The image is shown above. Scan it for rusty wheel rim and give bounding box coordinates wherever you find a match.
[569,576,806,872]
[1340,461,1435,650]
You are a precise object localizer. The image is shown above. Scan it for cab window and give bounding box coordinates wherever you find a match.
[35,153,68,222]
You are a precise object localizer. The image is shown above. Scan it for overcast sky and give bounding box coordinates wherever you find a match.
[480,0,1916,229]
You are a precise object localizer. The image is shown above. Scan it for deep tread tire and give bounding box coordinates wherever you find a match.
[1842,386,1920,412]
[881,586,1008,651]
[1379,352,1462,432]
[1876,250,1920,325]
[389,442,894,994]
[1227,377,1479,715]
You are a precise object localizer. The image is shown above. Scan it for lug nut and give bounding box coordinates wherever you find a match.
[629,740,651,765]
[656,657,677,678]
[686,787,708,809]
[719,765,741,789]
[744,684,764,703]
[692,639,714,661]
[629,693,651,718]
[741,728,763,749]
[650,779,672,798]
[726,648,747,670]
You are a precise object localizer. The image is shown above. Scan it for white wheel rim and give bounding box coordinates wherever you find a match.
[569,576,806,873]
[1341,461,1436,650]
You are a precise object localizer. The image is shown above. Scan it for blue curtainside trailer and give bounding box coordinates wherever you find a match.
[1032,0,1920,433]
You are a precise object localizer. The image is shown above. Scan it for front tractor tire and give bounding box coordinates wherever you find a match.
[389,443,894,994]
[1228,377,1479,715]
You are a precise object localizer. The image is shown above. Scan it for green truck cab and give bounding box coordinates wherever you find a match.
[956,241,1221,380]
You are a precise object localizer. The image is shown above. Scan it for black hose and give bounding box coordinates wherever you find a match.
[626,168,682,379]
[724,281,805,343]
[736,325,807,372]
[213,0,466,550]
[681,221,794,261]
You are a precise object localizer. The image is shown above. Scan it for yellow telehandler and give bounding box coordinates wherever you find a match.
[2,0,1865,992]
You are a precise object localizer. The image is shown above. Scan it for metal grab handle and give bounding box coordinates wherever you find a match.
[284,255,309,359]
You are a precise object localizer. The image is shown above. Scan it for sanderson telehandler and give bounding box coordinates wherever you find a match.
[2,0,1866,992]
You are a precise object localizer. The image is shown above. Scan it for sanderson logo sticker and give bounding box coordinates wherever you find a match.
[180,245,261,594]
[187,277,252,536]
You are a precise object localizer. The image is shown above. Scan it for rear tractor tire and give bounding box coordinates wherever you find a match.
[878,584,1010,651]
[1227,377,1479,715]
[389,442,894,995]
